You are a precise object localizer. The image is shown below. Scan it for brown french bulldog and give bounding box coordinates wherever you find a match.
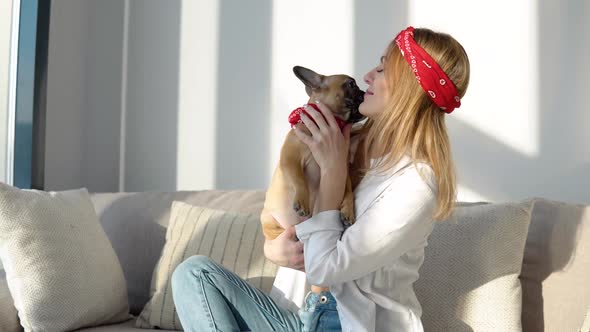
[260,66,365,242]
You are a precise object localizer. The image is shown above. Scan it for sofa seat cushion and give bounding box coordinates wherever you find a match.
[74,317,174,332]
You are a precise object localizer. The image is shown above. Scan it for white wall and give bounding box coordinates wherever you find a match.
[44,0,124,192]
[0,0,13,183]
[44,0,89,190]
[408,0,590,204]
[39,0,589,204]
[123,0,182,192]
[84,0,125,192]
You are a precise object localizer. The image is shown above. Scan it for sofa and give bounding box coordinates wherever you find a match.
[0,189,589,332]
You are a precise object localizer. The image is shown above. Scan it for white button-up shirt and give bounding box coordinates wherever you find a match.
[287,155,437,332]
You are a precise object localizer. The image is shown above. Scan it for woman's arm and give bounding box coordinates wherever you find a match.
[295,167,436,286]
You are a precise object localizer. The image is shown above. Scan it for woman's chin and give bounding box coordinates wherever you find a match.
[359,104,372,118]
[359,104,368,116]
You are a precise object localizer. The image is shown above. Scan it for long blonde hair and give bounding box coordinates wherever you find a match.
[354,28,470,221]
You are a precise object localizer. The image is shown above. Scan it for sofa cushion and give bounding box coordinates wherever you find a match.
[581,309,590,332]
[0,263,21,332]
[414,200,534,332]
[520,198,590,332]
[0,184,131,332]
[135,201,277,330]
[74,317,173,332]
[89,190,266,315]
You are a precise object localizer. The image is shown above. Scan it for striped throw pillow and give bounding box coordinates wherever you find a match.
[135,201,277,330]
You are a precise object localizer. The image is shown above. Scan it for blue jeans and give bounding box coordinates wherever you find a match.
[171,255,341,332]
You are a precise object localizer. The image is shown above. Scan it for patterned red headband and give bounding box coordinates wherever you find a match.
[394,26,461,113]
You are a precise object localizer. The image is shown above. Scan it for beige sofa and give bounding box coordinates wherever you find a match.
[1,189,589,332]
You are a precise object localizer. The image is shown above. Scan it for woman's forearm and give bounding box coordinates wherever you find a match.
[314,172,346,214]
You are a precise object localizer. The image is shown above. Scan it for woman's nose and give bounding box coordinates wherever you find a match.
[364,71,372,85]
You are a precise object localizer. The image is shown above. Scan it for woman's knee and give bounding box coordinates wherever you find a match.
[171,255,214,288]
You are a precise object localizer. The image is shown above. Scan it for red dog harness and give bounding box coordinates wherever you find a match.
[288,103,347,131]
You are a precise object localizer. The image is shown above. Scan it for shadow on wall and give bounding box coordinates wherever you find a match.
[448,0,589,204]
[215,0,273,190]
[124,0,181,192]
[214,0,409,190]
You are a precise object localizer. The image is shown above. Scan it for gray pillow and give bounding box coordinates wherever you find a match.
[415,200,534,331]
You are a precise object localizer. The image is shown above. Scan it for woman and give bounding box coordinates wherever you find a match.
[171,26,470,332]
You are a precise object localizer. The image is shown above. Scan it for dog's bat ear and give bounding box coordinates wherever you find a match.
[293,66,323,92]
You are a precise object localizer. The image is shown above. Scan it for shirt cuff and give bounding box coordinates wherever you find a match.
[295,210,343,240]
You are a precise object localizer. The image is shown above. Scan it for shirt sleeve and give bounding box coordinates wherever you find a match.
[294,166,436,287]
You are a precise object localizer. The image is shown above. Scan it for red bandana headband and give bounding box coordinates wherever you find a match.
[395,26,461,113]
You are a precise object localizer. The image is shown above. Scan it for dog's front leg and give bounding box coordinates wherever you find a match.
[280,155,310,219]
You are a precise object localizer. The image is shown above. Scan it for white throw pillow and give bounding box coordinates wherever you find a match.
[136,201,277,330]
[0,183,131,331]
[414,200,534,332]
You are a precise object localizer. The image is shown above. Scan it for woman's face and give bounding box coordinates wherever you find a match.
[359,54,390,118]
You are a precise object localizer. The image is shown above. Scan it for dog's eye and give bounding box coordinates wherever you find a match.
[345,79,357,89]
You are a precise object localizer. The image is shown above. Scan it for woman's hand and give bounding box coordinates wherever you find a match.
[263,226,305,271]
[293,101,352,212]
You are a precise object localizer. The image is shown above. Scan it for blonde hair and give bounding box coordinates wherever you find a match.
[354,28,470,221]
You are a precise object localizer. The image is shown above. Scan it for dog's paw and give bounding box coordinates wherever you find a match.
[340,205,355,226]
[293,201,310,218]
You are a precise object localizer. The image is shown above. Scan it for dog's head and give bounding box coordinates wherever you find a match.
[293,66,365,124]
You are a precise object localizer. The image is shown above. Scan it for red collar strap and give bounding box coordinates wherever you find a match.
[395,26,461,113]
[288,103,347,131]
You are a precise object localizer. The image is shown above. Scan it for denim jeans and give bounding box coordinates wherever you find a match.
[171,255,341,332]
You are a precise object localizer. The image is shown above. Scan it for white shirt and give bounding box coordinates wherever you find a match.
[270,155,437,332]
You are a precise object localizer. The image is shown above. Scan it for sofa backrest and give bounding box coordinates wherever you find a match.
[90,190,265,315]
[89,191,590,331]
[520,198,590,332]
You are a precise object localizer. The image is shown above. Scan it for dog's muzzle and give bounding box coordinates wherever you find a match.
[345,81,366,123]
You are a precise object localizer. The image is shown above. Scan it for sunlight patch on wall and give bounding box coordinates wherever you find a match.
[408,0,539,157]
[269,0,354,177]
[176,0,219,190]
